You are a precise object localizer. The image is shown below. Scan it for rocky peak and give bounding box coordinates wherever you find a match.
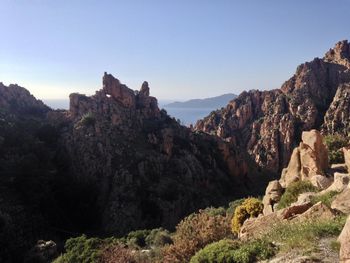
[102,72,136,108]
[324,40,350,68]
[0,82,49,115]
[195,40,350,174]
[140,81,150,96]
[69,73,160,120]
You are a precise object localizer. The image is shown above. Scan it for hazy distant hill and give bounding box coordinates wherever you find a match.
[164,93,237,108]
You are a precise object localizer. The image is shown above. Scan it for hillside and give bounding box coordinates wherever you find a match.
[164,93,237,109]
[0,75,261,262]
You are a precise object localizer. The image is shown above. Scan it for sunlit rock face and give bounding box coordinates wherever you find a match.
[195,40,350,174]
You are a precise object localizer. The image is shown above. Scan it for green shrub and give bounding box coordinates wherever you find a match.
[324,134,349,164]
[226,199,245,219]
[145,228,173,248]
[190,239,239,263]
[277,181,317,209]
[126,229,151,248]
[231,198,263,234]
[80,112,95,126]
[310,191,338,207]
[231,240,276,263]
[190,239,275,263]
[53,235,117,263]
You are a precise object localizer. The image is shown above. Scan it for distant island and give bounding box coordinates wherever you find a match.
[164,93,237,109]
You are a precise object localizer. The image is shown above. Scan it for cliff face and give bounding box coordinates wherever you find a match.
[195,40,350,173]
[62,73,254,235]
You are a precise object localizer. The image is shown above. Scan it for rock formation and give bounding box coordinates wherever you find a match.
[0,82,49,115]
[280,130,330,188]
[62,73,254,235]
[262,180,283,215]
[195,40,350,174]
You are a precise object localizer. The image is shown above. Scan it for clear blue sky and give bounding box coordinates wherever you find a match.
[1,1,349,100]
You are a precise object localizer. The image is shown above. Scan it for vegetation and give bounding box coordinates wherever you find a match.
[190,239,275,263]
[53,235,115,263]
[324,134,349,164]
[310,191,338,207]
[226,199,245,219]
[231,198,263,234]
[161,209,231,263]
[80,112,96,126]
[277,181,317,209]
[264,216,346,253]
[120,228,172,249]
[145,228,173,248]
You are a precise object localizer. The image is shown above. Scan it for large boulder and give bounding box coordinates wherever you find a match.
[339,216,350,263]
[239,211,283,241]
[319,172,350,195]
[263,180,283,215]
[301,130,329,171]
[331,188,350,214]
[291,202,337,223]
[280,130,329,188]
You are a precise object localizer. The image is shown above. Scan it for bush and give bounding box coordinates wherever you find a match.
[231,240,276,263]
[126,230,151,248]
[80,112,95,126]
[190,239,239,263]
[324,134,349,164]
[190,239,275,263]
[231,198,263,234]
[100,244,137,263]
[161,209,231,263]
[310,191,338,207]
[277,181,317,209]
[53,235,117,263]
[145,228,173,248]
[226,199,245,219]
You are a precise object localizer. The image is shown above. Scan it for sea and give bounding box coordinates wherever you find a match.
[43,99,213,126]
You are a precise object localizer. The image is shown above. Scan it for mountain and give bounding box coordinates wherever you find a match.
[2,40,350,262]
[195,40,350,174]
[0,74,260,262]
[164,94,237,109]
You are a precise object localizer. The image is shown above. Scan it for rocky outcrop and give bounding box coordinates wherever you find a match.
[0,82,49,115]
[69,73,160,120]
[324,40,350,68]
[195,40,350,174]
[291,201,336,223]
[62,73,253,235]
[262,180,283,215]
[339,216,350,263]
[239,201,335,241]
[319,172,350,194]
[279,130,329,188]
[322,84,350,135]
[331,187,350,214]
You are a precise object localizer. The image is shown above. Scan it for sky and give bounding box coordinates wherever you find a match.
[0,1,350,101]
